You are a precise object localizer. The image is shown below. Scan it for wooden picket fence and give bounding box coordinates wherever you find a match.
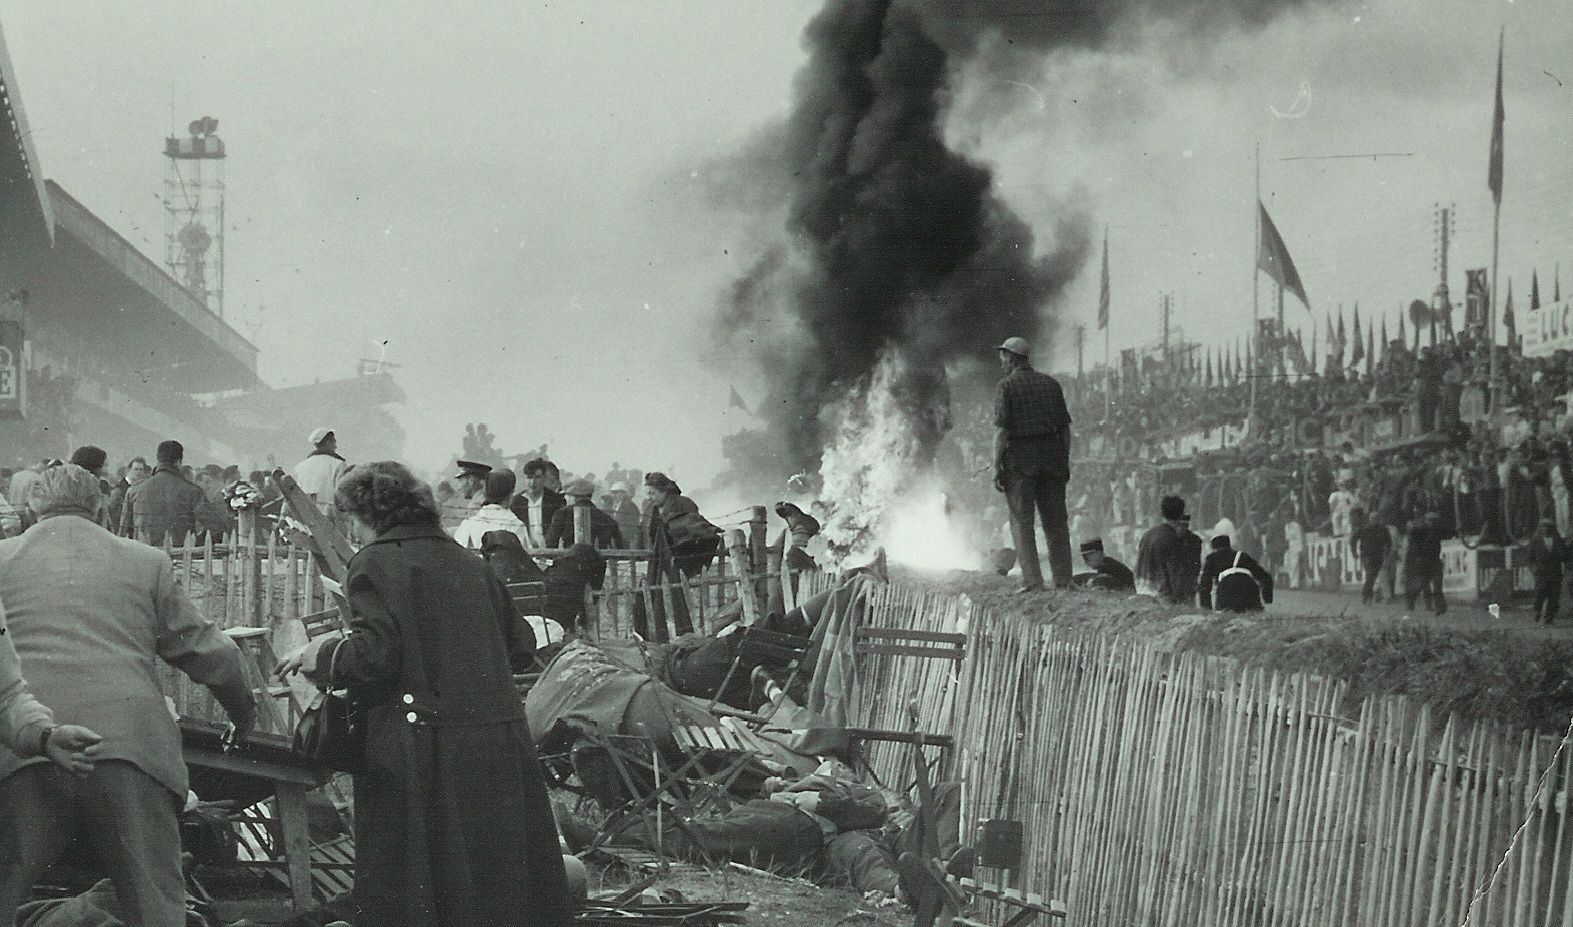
[843,585,1573,927]
[156,516,811,738]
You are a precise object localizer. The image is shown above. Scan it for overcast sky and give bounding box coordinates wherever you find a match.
[2,0,1567,485]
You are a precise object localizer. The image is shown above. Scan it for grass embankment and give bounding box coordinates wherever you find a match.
[893,567,1573,734]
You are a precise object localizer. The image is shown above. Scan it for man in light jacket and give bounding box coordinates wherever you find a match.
[0,464,256,927]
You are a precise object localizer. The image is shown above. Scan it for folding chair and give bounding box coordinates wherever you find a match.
[849,627,965,783]
[506,580,548,618]
[572,732,705,859]
[669,721,775,813]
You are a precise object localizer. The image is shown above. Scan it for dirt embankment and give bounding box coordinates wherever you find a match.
[893,566,1573,734]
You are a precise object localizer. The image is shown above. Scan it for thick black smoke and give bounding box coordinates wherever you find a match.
[719,0,1328,488]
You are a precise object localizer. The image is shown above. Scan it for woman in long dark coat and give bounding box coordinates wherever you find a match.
[279,461,570,927]
[635,472,720,641]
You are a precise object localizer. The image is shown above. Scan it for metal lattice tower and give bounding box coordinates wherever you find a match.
[163,116,226,318]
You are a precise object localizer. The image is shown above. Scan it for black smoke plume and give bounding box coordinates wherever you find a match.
[719,0,1328,490]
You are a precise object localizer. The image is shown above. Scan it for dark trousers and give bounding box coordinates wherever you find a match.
[0,761,185,927]
[1534,576,1561,623]
[1405,560,1446,614]
[1003,467,1073,589]
[1360,557,1384,603]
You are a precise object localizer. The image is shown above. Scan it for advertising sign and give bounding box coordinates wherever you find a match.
[0,319,23,421]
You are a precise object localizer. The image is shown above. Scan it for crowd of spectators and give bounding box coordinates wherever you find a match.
[1056,326,1573,579]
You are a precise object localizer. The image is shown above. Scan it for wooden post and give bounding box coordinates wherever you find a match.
[725,529,758,625]
[573,503,591,548]
[239,508,263,628]
[749,506,768,618]
[765,540,784,619]
[276,782,314,910]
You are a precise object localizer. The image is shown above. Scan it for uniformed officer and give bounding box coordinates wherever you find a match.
[993,336,1074,591]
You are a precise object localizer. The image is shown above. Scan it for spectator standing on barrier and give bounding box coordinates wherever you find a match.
[118,441,206,544]
[1135,495,1201,606]
[1350,509,1392,605]
[991,336,1074,592]
[1525,517,1569,625]
[1403,511,1447,615]
[0,464,256,927]
[1199,534,1274,612]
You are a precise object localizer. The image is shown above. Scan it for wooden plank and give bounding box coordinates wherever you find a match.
[856,627,968,644]
[855,642,965,661]
[275,782,314,911]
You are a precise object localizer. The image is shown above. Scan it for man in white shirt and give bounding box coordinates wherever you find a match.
[454,471,532,549]
[290,428,348,517]
[1328,479,1357,537]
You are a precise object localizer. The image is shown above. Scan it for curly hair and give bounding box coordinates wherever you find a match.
[334,461,440,535]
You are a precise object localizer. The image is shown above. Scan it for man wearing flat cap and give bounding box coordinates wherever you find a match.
[545,479,624,549]
[992,336,1073,592]
[1073,538,1134,592]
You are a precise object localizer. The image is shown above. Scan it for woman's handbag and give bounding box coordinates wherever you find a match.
[292,689,363,773]
[291,635,364,772]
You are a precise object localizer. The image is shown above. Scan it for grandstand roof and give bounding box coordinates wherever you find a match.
[0,19,52,272]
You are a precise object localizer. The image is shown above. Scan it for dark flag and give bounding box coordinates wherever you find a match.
[1366,324,1374,378]
[1381,315,1389,351]
[1488,29,1505,205]
[1349,305,1365,369]
[1097,226,1110,331]
[1205,348,1213,387]
[1531,270,1541,312]
[1398,310,1406,346]
[1503,278,1516,345]
[728,386,750,414]
[1258,202,1310,308]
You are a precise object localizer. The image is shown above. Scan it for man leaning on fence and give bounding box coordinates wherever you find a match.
[992,336,1074,592]
[0,464,256,927]
[117,440,206,544]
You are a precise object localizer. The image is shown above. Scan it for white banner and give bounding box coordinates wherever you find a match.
[1524,299,1573,358]
[1440,539,1477,594]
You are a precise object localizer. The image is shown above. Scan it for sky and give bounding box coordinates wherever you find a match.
[1,0,1568,487]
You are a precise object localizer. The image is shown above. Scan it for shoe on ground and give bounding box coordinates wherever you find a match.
[1015,584,1044,594]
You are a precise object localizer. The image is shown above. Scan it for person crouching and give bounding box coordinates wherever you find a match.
[1199,534,1274,612]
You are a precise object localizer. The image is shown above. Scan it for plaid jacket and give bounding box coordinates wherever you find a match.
[994,366,1071,438]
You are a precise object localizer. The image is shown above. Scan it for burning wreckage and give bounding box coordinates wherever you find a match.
[524,569,970,907]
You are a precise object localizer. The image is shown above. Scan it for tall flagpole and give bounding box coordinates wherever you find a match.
[1488,28,1504,412]
[1250,142,1260,420]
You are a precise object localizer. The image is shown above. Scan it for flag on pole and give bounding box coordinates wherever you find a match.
[728,386,750,414]
[1257,202,1310,309]
[1097,226,1110,330]
[1504,278,1516,344]
[1531,270,1541,312]
[1366,324,1374,378]
[1349,305,1365,369]
[1398,310,1406,346]
[1205,348,1213,387]
[1488,29,1505,205]
[1381,315,1389,351]
[1324,309,1336,367]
